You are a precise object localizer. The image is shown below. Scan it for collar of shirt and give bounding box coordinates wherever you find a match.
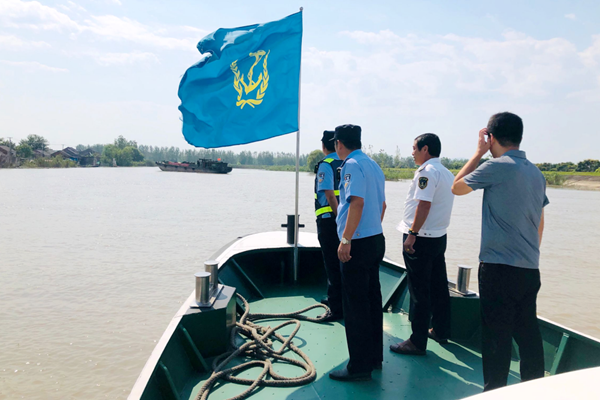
[341,149,363,166]
[417,157,441,171]
[327,152,339,160]
[502,149,526,159]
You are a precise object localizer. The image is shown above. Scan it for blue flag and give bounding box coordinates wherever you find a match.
[178,11,302,148]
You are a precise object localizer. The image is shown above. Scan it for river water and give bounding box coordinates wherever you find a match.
[1,167,599,399]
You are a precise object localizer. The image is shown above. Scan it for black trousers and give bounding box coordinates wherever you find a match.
[341,233,385,374]
[479,263,545,391]
[316,216,343,316]
[402,234,451,350]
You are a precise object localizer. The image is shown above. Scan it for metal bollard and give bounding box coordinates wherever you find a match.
[195,271,211,305]
[456,265,472,294]
[204,260,219,292]
[281,214,305,245]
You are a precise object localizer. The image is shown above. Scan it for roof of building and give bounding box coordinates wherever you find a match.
[0,145,16,155]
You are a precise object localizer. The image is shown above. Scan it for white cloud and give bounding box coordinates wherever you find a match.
[298,29,600,161]
[0,60,68,72]
[565,14,576,20]
[315,30,589,101]
[91,50,159,66]
[59,2,87,13]
[83,15,197,50]
[580,35,600,67]
[0,34,50,49]
[0,1,202,51]
[106,0,122,5]
[0,0,80,31]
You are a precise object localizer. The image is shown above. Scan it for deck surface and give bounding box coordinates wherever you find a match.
[184,287,522,400]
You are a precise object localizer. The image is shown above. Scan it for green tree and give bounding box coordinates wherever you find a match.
[114,135,138,150]
[131,147,144,162]
[238,151,254,165]
[0,138,10,146]
[555,162,576,172]
[20,134,48,151]
[307,149,325,173]
[16,143,33,159]
[117,147,135,166]
[371,149,394,168]
[101,144,119,165]
[576,159,600,172]
[256,151,274,165]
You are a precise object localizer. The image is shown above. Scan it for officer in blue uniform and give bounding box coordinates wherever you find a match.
[314,130,344,320]
[328,124,387,382]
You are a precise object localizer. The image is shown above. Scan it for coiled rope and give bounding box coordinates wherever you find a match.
[195,293,331,400]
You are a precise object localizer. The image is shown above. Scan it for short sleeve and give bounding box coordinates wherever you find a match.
[463,160,503,191]
[316,162,334,192]
[413,168,438,202]
[342,161,366,201]
[543,194,549,208]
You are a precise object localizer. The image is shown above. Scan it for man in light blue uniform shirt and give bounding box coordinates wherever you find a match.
[328,124,387,382]
[314,130,344,319]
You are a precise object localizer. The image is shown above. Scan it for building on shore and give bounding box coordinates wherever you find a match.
[0,145,18,167]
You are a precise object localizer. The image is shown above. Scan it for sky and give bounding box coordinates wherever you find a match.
[1,0,599,163]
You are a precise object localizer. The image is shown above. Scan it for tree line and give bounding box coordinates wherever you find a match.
[3,135,598,172]
[535,160,600,173]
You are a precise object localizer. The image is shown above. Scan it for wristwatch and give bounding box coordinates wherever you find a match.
[341,237,351,245]
[408,229,419,237]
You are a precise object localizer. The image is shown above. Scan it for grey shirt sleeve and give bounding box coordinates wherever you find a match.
[463,160,504,190]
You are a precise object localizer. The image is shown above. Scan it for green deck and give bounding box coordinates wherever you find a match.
[132,237,600,400]
[183,287,518,400]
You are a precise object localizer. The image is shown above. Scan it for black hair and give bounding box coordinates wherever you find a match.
[338,139,362,151]
[414,133,441,157]
[487,112,523,147]
[322,138,335,152]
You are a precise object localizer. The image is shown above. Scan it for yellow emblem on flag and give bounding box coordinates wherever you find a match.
[230,50,270,109]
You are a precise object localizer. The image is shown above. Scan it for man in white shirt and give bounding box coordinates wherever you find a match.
[390,133,455,355]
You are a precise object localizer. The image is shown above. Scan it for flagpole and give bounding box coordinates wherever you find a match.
[293,7,303,283]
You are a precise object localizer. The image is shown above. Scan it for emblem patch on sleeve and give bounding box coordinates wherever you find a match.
[344,173,351,188]
[318,172,325,183]
[418,177,429,189]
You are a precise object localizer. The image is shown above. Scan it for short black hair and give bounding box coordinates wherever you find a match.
[487,112,523,147]
[414,133,441,157]
[338,139,362,151]
[322,136,335,152]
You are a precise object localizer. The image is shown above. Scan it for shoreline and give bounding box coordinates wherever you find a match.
[561,175,600,191]
[4,164,600,191]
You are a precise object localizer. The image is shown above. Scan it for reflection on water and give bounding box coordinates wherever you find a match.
[1,167,599,399]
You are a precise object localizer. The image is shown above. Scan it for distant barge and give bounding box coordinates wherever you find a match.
[156,159,232,174]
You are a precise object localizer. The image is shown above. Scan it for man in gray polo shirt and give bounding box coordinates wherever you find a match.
[452,112,548,392]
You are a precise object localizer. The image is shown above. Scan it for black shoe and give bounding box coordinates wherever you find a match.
[373,362,382,370]
[322,313,343,322]
[390,339,426,356]
[321,297,330,306]
[428,329,449,344]
[329,367,371,382]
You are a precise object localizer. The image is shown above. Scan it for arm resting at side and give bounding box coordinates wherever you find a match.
[338,196,364,263]
[403,200,431,254]
[539,209,545,246]
[324,189,339,217]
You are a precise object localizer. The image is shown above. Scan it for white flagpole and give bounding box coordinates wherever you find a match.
[293,7,303,283]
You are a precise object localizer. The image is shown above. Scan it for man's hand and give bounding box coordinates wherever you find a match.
[476,128,491,158]
[403,235,416,254]
[452,128,490,195]
[338,242,352,263]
